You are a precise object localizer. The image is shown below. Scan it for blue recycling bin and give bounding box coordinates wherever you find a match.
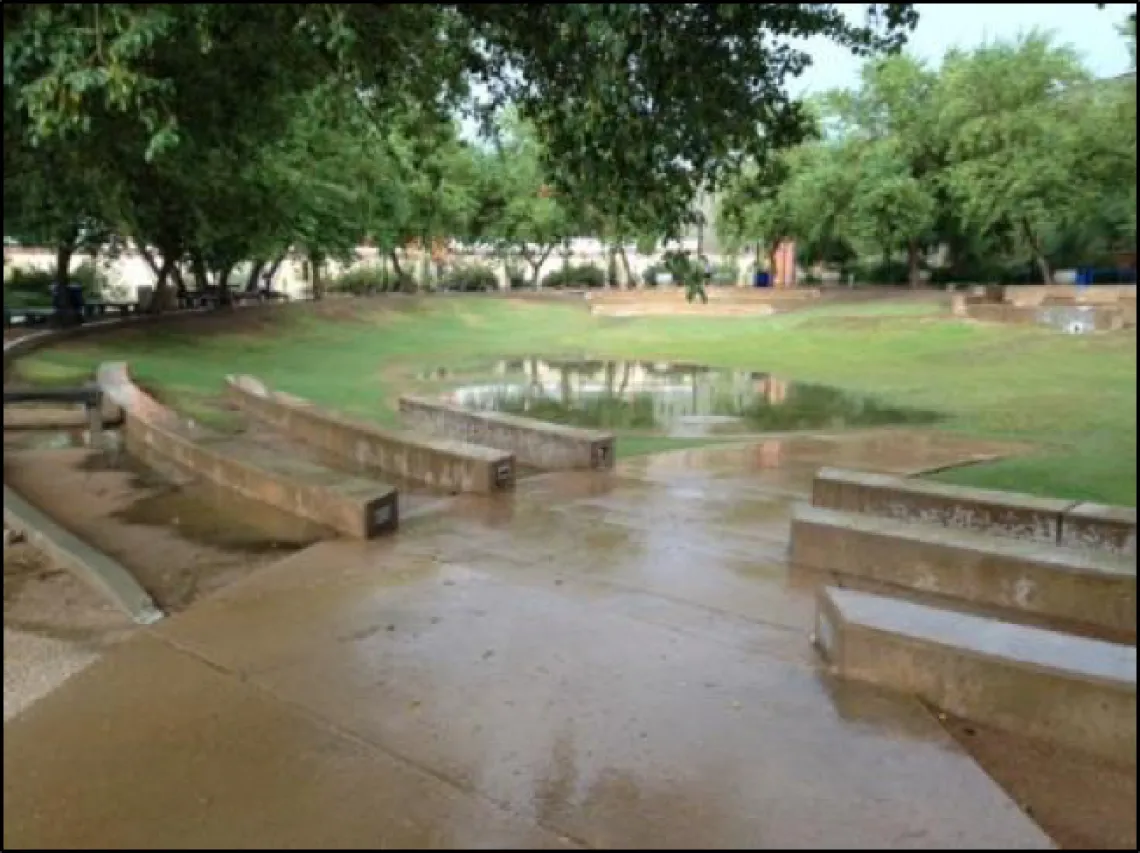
[753,271,771,288]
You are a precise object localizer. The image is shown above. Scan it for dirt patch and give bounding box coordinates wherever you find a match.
[939,711,1136,850]
[3,536,136,721]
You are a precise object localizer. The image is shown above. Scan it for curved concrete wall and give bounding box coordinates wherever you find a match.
[99,363,397,539]
[224,374,515,493]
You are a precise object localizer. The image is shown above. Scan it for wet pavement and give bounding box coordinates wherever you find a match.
[4,427,1111,849]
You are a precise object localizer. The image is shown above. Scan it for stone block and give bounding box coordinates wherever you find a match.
[814,586,1136,763]
[791,504,1136,639]
[225,375,515,494]
[1061,502,1137,557]
[811,467,1072,544]
[399,394,615,471]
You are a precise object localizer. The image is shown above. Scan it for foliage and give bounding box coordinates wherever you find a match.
[439,264,498,292]
[328,265,414,295]
[717,30,1137,285]
[540,263,606,289]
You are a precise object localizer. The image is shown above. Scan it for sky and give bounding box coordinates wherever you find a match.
[792,3,1135,96]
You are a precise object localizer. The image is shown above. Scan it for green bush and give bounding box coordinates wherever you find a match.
[439,264,498,292]
[3,262,106,307]
[328,265,415,295]
[506,264,530,289]
[541,263,606,289]
[641,263,671,287]
[710,263,737,286]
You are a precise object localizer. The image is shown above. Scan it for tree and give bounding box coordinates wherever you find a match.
[936,33,1098,284]
[5,4,919,240]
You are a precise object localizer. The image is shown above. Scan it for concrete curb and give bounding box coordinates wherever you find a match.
[3,486,163,625]
[4,309,253,625]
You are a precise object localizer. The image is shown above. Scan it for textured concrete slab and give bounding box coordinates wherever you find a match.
[226,374,516,493]
[146,565,1049,849]
[2,637,576,850]
[400,393,615,470]
[1061,502,1137,557]
[811,467,1075,544]
[792,504,1136,640]
[2,431,1080,849]
[816,586,1136,763]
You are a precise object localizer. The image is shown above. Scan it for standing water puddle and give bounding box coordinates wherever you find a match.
[412,358,941,437]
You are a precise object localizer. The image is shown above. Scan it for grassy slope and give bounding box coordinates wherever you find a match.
[13,296,1137,505]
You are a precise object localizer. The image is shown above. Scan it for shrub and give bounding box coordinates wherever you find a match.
[506,264,530,289]
[641,263,672,287]
[439,264,498,292]
[710,263,737,286]
[3,261,106,307]
[541,263,606,289]
[328,265,416,295]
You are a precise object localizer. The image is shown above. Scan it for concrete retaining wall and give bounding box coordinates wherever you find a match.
[1061,503,1137,557]
[399,394,615,471]
[224,375,515,494]
[812,468,1136,556]
[1001,284,1136,307]
[814,586,1136,763]
[812,467,1071,544]
[791,504,1136,639]
[100,363,397,539]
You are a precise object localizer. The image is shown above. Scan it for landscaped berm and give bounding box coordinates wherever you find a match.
[4,293,1137,850]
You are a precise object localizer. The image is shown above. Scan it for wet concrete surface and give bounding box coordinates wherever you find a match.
[3,426,1127,848]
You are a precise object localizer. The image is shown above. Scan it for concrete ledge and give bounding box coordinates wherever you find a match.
[791,504,1136,639]
[812,467,1074,544]
[100,363,398,539]
[224,375,515,493]
[398,394,615,471]
[3,486,163,625]
[814,586,1136,763]
[1061,502,1137,557]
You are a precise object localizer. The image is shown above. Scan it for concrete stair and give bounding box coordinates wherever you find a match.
[794,474,1138,762]
[791,503,1136,641]
[815,586,1136,765]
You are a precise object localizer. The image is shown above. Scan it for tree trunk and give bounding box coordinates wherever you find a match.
[907,240,921,289]
[217,265,234,307]
[54,236,77,325]
[266,254,286,284]
[388,250,404,278]
[1022,218,1053,285]
[189,250,210,292]
[245,260,266,293]
[151,257,175,315]
[310,252,324,300]
[618,246,634,290]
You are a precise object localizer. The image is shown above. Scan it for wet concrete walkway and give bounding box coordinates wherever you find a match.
[3,429,1066,848]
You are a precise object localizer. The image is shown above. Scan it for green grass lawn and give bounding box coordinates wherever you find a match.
[13,295,1137,506]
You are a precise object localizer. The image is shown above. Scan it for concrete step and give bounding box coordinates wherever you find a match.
[814,586,1136,763]
[791,504,1136,640]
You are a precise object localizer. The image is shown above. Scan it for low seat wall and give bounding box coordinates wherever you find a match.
[1061,502,1137,557]
[224,375,515,494]
[791,503,1136,639]
[815,586,1136,763]
[100,363,397,539]
[812,468,1136,556]
[812,467,1073,544]
[398,394,615,471]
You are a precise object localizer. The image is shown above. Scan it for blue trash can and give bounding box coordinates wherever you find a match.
[754,271,771,288]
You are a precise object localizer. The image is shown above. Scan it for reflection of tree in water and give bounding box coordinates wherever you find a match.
[736,383,941,431]
[493,389,659,430]
[454,358,941,433]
